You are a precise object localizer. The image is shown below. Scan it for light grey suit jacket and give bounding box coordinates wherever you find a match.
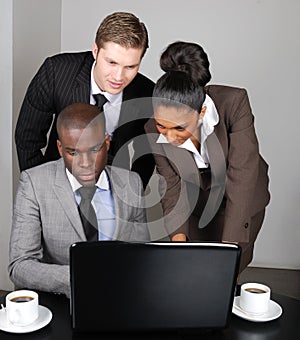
[9,158,149,297]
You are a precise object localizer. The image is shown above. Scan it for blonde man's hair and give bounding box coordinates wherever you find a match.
[95,12,149,58]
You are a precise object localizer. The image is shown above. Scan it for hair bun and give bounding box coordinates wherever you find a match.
[160,56,191,76]
[160,41,211,86]
[160,42,193,76]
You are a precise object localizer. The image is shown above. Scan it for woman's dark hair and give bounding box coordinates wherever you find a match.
[160,41,211,86]
[153,71,205,112]
[153,41,210,112]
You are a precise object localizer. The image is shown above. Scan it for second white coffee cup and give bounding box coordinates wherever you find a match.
[6,290,39,327]
[240,283,271,315]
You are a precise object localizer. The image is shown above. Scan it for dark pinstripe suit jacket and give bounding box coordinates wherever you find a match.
[15,52,155,187]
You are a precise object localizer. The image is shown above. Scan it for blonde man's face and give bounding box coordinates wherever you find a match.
[92,41,143,94]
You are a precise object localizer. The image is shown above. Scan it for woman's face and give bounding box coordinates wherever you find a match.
[154,106,200,146]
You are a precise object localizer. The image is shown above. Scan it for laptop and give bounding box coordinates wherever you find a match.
[70,241,241,332]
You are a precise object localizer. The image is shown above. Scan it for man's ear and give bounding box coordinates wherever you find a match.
[92,42,98,60]
[57,140,63,157]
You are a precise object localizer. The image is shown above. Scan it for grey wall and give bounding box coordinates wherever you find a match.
[0,0,14,291]
[0,0,62,290]
[13,0,62,191]
[1,0,299,290]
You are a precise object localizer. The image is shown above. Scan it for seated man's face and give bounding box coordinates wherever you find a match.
[57,124,110,186]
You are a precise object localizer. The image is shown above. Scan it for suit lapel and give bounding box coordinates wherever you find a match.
[161,143,201,186]
[105,167,131,240]
[161,131,227,190]
[71,53,94,103]
[206,132,227,187]
[53,159,86,240]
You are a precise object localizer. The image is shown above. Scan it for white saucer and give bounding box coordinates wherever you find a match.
[0,305,52,334]
[232,296,282,322]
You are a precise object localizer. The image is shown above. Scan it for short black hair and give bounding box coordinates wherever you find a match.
[56,103,106,140]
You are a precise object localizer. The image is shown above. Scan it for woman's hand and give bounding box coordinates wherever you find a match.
[222,240,238,245]
[171,233,187,242]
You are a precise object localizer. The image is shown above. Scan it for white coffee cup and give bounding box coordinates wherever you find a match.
[6,290,39,326]
[240,283,271,315]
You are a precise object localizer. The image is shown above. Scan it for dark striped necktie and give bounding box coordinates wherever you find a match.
[93,93,107,112]
[78,186,98,241]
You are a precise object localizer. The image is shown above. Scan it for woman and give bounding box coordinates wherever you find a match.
[145,41,270,271]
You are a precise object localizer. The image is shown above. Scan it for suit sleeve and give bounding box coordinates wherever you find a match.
[222,88,261,243]
[128,171,151,242]
[111,167,151,242]
[126,83,156,189]
[145,121,190,238]
[131,137,155,190]
[15,57,56,171]
[8,171,70,297]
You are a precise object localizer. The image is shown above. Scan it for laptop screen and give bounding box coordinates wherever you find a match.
[70,241,241,332]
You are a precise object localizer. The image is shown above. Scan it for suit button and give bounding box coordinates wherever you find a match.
[244,223,249,229]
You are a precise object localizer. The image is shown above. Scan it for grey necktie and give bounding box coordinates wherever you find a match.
[93,93,107,112]
[78,186,98,241]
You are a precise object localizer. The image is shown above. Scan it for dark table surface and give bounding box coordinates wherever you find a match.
[0,291,299,339]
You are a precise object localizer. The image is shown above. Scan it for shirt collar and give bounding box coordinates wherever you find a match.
[90,62,122,105]
[156,134,199,153]
[66,167,110,192]
[156,134,208,168]
[201,94,219,138]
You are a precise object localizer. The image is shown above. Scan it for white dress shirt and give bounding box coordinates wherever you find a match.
[66,168,116,240]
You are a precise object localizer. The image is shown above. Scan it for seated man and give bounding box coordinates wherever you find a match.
[9,103,150,298]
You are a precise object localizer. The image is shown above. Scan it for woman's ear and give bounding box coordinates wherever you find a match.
[199,106,207,119]
[105,134,110,151]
